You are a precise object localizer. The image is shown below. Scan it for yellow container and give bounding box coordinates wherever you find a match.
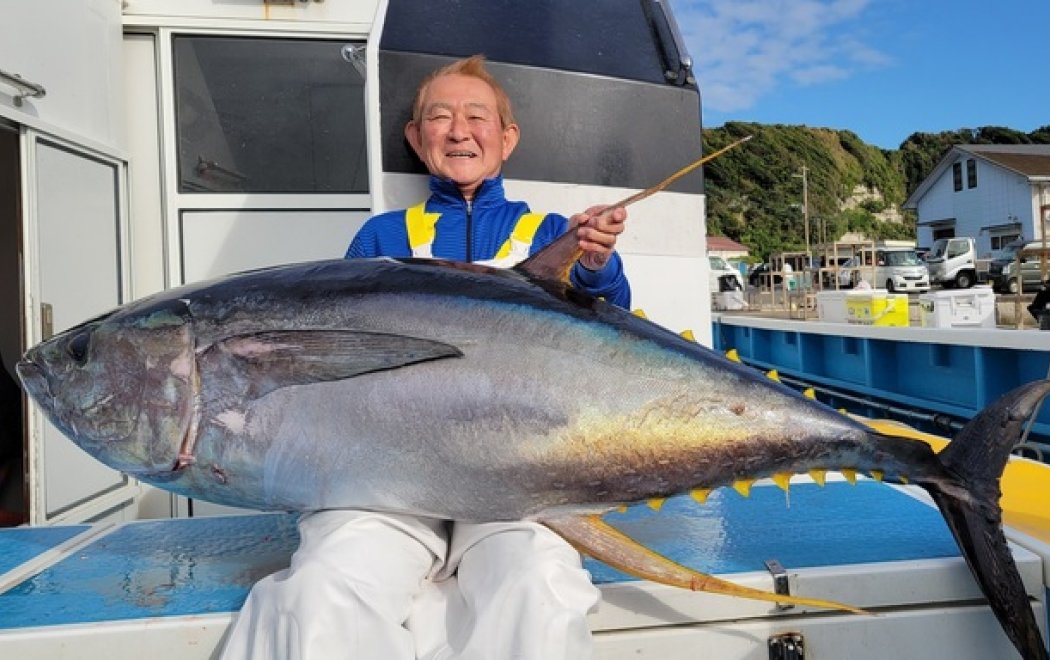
[845,292,909,327]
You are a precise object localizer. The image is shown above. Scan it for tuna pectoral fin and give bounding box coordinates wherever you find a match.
[922,380,1050,660]
[201,330,462,399]
[539,513,866,614]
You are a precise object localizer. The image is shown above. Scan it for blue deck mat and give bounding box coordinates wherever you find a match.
[0,481,960,628]
[0,514,300,629]
[585,480,958,583]
[0,525,91,576]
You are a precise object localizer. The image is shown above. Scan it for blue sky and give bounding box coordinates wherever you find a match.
[674,0,1050,149]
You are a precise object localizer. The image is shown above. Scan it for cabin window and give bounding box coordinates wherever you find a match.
[952,162,962,192]
[173,36,368,194]
[966,158,977,188]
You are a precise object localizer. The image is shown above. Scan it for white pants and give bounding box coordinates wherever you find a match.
[221,510,600,660]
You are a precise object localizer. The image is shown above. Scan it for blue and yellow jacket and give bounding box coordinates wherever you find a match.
[345,176,630,307]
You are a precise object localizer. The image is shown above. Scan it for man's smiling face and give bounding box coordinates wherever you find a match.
[406,73,520,200]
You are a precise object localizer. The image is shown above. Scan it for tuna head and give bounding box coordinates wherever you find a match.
[16,299,196,477]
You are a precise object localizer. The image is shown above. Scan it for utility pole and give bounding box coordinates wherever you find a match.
[794,165,810,264]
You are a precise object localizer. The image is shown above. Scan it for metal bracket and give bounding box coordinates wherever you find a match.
[768,632,805,660]
[764,559,794,611]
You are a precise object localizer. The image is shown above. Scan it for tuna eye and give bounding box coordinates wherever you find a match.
[66,331,91,365]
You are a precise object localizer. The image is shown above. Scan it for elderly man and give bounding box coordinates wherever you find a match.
[222,55,630,660]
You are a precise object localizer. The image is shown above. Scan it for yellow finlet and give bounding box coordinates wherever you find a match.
[690,488,711,504]
[680,329,696,342]
[803,388,816,400]
[632,309,648,319]
[841,468,858,485]
[647,497,667,511]
[899,474,910,485]
[732,479,756,498]
[808,469,827,487]
[615,504,628,514]
[725,349,741,363]
[870,470,885,482]
[772,472,792,492]
[766,369,780,382]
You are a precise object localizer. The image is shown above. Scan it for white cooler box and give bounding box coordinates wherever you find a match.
[920,287,997,328]
[0,480,1045,659]
[815,290,856,322]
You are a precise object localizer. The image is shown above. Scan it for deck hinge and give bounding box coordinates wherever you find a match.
[768,632,805,660]
[764,558,794,611]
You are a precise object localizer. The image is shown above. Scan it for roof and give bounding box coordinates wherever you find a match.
[958,144,1050,177]
[903,144,1050,209]
[706,235,748,252]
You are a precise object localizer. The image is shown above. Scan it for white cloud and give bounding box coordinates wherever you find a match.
[673,0,891,113]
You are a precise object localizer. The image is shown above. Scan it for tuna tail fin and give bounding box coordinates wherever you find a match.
[921,380,1050,660]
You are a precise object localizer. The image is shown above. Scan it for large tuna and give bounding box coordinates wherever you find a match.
[16,231,1050,659]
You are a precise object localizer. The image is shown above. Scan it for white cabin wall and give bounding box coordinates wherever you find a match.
[506,180,711,345]
[123,0,379,25]
[0,0,125,151]
[123,34,167,300]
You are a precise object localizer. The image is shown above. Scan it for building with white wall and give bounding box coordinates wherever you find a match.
[905,145,1050,258]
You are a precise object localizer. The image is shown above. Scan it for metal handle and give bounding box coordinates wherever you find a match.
[0,68,46,106]
[764,558,794,611]
[650,0,695,85]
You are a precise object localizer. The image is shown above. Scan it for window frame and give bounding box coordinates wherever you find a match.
[171,33,369,195]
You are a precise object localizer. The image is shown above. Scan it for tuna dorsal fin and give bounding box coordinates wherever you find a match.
[538,512,866,614]
[513,230,581,284]
[200,330,462,400]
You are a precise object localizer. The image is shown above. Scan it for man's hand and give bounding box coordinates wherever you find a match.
[570,205,627,271]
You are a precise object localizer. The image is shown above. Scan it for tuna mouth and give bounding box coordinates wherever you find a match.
[15,359,51,403]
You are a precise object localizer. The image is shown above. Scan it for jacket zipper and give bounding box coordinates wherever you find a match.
[465,199,473,263]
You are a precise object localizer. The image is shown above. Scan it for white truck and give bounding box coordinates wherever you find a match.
[925,237,978,288]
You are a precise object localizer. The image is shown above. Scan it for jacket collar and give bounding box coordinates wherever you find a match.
[428,175,507,209]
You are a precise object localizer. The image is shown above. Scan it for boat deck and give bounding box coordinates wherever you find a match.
[0,480,1045,658]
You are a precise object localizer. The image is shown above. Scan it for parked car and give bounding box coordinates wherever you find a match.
[708,255,744,292]
[836,256,861,288]
[844,248,929,293]
[819,255,853,288]
[989,239,1050,293]
[747,262,782,288]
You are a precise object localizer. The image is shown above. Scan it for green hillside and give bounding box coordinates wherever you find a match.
[702,122,1050,260]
